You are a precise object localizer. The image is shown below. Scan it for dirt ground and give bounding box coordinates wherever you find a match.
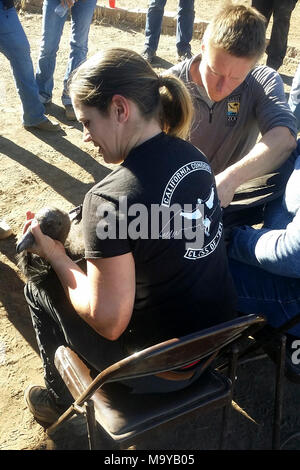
[1,0,300,452]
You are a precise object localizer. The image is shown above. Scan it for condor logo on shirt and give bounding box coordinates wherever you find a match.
[226,95,240,126]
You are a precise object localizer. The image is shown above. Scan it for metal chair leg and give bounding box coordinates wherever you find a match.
[47,403,77,436]
[84,400,98,450]
[272,335,286,450]
[47,400,98,449]
[220,344,239,449]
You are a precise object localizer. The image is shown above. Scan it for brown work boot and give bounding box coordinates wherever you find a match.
[24,385,62,425]
[24,118,60,132]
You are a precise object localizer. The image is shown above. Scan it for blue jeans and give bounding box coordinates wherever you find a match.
[144,0,195,54]
[36,0,97,106]
[229,259,300,337]
[0,4,46,126]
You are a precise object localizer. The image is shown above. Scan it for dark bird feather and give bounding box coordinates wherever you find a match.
[16,206,84,284]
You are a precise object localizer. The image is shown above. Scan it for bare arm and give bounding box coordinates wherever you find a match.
[215,126,297,208]
[30,222,136,341]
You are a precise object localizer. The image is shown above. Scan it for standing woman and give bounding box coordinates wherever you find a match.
[23,48,237,425]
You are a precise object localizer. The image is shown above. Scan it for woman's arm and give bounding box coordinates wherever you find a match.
[30,221,136,340]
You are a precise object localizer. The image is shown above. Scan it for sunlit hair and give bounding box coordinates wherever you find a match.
[68,48,193,140]
[203,4,266,61]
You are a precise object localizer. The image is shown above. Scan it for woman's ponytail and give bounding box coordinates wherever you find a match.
[158,74,193,140]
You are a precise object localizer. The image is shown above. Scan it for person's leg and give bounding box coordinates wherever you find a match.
[24,282,73,409]
[229,258,300,337]
[266,0,297,70]
[176,0,194,57]
[24,270,126,410]
[143,0,167,55]
[252,0,273,24]
[0,6,47,126]
[35,0,67,103]
[61,0,97,106]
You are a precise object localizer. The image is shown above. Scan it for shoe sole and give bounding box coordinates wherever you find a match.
[24,124,60,132]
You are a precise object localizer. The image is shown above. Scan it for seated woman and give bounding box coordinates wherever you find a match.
[228,140,300,380]
[23,48,237,425]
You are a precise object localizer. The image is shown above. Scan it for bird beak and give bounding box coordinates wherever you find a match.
[16,231,35,254]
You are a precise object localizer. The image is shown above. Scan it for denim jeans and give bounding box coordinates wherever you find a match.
[144,0,195,54]
[229,259,300,337]
[228,146,300,337]
[36,0,97,106]
[0,4,46,126]
[228,150,300,278]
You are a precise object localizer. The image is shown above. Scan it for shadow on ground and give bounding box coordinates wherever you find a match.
[0,135,111,206]
[0,239,39,355]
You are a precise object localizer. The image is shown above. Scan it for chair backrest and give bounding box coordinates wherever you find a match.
[78,314,264,404]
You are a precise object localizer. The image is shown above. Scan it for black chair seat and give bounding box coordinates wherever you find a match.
[55,346,231,440]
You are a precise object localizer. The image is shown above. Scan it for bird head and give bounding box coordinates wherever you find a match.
[16,207,71,254]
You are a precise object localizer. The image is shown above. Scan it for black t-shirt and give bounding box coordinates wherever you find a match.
[83,132,237,353]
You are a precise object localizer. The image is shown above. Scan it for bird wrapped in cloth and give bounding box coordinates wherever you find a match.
[16,206,84,284]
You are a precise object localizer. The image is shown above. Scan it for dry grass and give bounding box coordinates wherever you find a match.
[104,0,250,22]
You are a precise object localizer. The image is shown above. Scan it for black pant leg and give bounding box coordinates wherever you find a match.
[24,269,127,406]
[24,282,74,409]
[266,0,297,69]
[252,0,273,23]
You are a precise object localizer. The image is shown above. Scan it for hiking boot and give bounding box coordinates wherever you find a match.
[24,118,60,132]
[0,219,12,240]
[141,49,156,63]
[24,385,62,424]
[177,50,192,62]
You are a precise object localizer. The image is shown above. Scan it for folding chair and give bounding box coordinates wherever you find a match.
[46,313,264,449]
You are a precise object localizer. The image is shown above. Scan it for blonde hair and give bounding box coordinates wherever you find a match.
[69,48,193,140]
[203,4,266,61]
